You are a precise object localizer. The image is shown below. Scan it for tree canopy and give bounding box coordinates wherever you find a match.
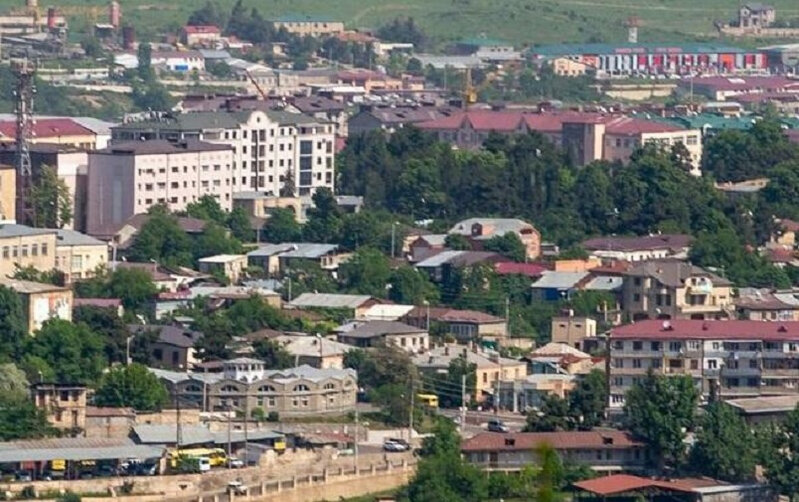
[94,363,169,411]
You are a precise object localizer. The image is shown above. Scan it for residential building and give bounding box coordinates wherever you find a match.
[679,75,799,101]
[772,218,799,248]
[0,118,100,149]
[609,319,799,408]
[622,260,734,321]
[449,218,541,261]
[403,306,508,343]
[269,15,344,37]
[725,394,799,425]
[348,105,452,136]
[85,406,136,439]
[550,316,598,350]
[739,3,776,28]
[129,324,203,370]
[0,224,57,278]
[573,474,776,501]
[413,345,526,401]
[531,271,591,301]
[287,293,382,318]
[246,242,346,275]
[408,234,447,263]
[197,254,247,283]
[181,25,221,46]
[358,304,416,322]
[528,43,767,77]
[461,430,645,472]
[152,361,357,416]
[525,342,601,376]
[582,234,693,263]
[415,250,503,283]
[86,140,234,235]
[602,118,702,173]
[31,383,87,434]
[276,334,353,369]
[496,374,577,410]
[111,110,336,197]
[89,213,208,249]
[54,229,108,283]
[0,164,14,221]
[336,320,429,352]
[736,288,799,321]
[548,57,594,76]
[0,278,72,334]
[291,96,348,137]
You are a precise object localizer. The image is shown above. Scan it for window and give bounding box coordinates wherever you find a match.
[613,377,623,386]
[687,341,700,351]
[2,247,7,259]
[20,245,27,257]
[293,384,310,392]
[690,359,699,370]
[220,385,239,393]
[651,342,661,351]
[633,359,642,368]
[749,359,759,369]
[613,341,623,350]
[633,293,641,302]
[668,342,682,352]
[708,359,718,369]
[632,341,642,351]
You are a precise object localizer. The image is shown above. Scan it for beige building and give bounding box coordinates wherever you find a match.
[270,16,345,37]
[403,306,508,343]
[0,165,14,221]
[55,229,108,283]
[152,360,357,417]
[549,57,594,76]
[414,345,527,402]
[276,334,353,369]
[602,118,702,175]
[31,383,88,435]
[0,278,72,334]
[336,320,429,352]
[197,254,247,283]
[551,316,598,350]
[0,224,57,278]
[449,217,541,261]
[622,261,734,321]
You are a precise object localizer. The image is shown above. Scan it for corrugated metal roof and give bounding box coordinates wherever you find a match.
[279,243,338,259]
[133,424,215,445]
[289,293,372,309]
[584,276,624,291]
[414,250,466,268]
[531,271,589,289]
[55,229,106,247]
[0,438,163,463]
[0,223,55,238]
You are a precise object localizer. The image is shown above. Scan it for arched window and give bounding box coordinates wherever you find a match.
[323,383,335,391]
[220,385,239,393]
[258,385,276,393]
[293,384,310,393]
[184,384,202,393]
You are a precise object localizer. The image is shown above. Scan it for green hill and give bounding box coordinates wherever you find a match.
[3,0,799,46]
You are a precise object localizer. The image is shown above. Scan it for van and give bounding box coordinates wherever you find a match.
[487,418,509,433]
[198,457,211,473]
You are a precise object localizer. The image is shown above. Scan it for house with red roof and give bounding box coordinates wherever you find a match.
[609,319,799,408]
[461,430,645,472]
[181,25,221,46]
[573,473,775,500]
[403,306,508,342]
[0,118,99,150]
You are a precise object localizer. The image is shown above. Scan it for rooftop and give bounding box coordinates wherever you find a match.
[337,320,426,339]
[55,228,106,247]
[96,139,232,155]
[449,218,535,239]
[531,271,590,290]
[612,319,799,340]
[623,260,731,287]
[0,118,95,140]
[197,254,246,263]
[289,292,374,310]
[582,234,693,252]
[128,324,202,348]
[0,223,55,239]
[414,345,521,370]
[0,437,163,464]
[530,43,751,57]
[0,278,68,294]
[724,395,799,414]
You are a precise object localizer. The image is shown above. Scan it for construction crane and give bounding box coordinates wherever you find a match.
[245,69,269,100]
[12,58,35,224]
[463,67,477,106]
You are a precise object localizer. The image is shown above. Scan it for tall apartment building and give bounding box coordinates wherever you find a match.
[111,110,336,197]
[622,260,734,321]
[609,319,799,408]
[86,140,233,235]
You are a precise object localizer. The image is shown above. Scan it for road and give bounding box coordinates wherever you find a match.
[437,409,526,437]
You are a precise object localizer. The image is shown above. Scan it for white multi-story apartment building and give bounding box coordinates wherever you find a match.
[85,139,234,235]
[609,319,799,408]
[111,110,336,197]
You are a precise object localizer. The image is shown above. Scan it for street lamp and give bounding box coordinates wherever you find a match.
[390,221,399,259]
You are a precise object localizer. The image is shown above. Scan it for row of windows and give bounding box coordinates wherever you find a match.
[2,242,49,259]
[613,340,799,352]
[139,193,228,206]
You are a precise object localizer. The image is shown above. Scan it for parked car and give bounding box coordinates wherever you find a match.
[383,439,410,452]
[226,457,245,469]
[487,418,509,433]
[15,471,32,482]
[227,480,247,495]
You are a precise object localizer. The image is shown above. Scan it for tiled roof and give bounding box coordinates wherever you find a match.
[337,320,425,339]
[623,260,731,287]
[605,117,686,136]
[582,234,693,252]
[494,262,549,277]
[612,319,799,340]
[0,118,94,139]
[688,76,796,92]
[461,430,641,452]
[289,293,373,309]
[128,324,202,348]
[183,25,220,34]
[404,306,504,325]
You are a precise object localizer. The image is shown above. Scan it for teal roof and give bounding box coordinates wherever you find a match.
[530,43,750,56]
[458,37,512,48]
[660,114,756,131]
[272,14,337,23]
[780,117,799,129]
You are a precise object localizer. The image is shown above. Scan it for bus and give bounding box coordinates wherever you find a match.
[417,393,439,409]
[169,448,227,468]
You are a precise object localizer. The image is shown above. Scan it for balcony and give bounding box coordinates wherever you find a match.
[612,367,652,376]
[762,369,799,377]
[720,367,761,377]
[612,350,663,358]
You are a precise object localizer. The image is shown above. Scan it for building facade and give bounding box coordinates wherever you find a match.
[0,224,57,278]
[622,261,734,321]
[54,229,108,283]
[0,279,73,334]
[609,320,799,408]
[86,140,234,235]
[153,360,357,417]
[111,110,336,197]
[31,384,88,434]
[269,16,344,36]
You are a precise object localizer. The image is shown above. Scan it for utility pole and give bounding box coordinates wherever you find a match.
[354,405,359,470]
[408,377,415,442]
[227,405,232,469]
[243,396,249,465]
[504,296,510,339]
[390,222,398,259]
[460,374,467,432]
[176,384,182,454]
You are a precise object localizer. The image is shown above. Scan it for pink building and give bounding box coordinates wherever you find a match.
[86,140,233,235]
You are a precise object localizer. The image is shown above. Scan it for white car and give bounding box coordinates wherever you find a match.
[226,457,245,469]
[383,439,411,452]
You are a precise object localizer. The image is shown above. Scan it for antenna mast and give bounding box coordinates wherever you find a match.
[12,58,35,224]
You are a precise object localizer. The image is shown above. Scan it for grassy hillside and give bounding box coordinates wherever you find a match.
[1,0,798,46]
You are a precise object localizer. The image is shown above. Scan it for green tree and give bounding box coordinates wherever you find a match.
[524,394,572,432]
[483,233,527,262]
[0,285,27,360]
[28,165,72,228]
[261,208,302,243]
[27,320,107,385]
[338,247,391,297]
[109,268,160,313]
[624,371,698,469]
[444,233,472,251]
[185,195,227,224]
[12,264,65,286]
[0,393,55,441]
[388,265,439,305]
[227,206,254,242]
[188,0,227,26]
[302,188,342,243]
[75,305,155,364]
[137,43,154,81]
[689,401,756,483]
[535,443,564,502]
[568,369,607,429]
[253,339,294,369]
[194,222,242,260]
[762,406,799,500]
[94,363,169,411]
[0,363,29,398]
[127,205,194,266]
